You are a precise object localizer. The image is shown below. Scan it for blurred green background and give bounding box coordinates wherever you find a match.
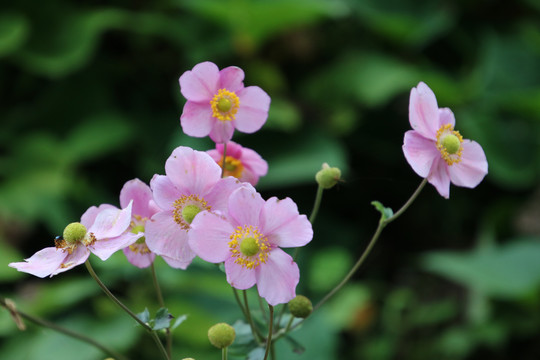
[2,0,540,359]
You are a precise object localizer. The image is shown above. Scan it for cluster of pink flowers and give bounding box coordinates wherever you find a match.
[9,64,488,306]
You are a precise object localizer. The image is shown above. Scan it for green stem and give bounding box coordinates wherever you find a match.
[243,290,263,343]
[309,185,324,224]
[222,347,228,360]
[85,260,170,360]
[221,142,228,178]
[151,263,172,359]
[263,305,274,360]
[0,297,129,360]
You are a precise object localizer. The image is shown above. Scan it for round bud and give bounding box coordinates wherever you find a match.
[240,237,259,257]
[63,222,87,244]
[288,295,313,318]
[208,322,235,349]
[315,163,341,189]
[182,205,201,224]
[441,134,461,154]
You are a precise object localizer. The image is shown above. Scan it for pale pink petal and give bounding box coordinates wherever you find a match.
[448,140,488,188]
[50,245,91,276]
[409,82,439,140]
[427,157,451,199]
[256,249,299,306]
[224,257,257,290]
[179,61,219,102]
[206,149,221,163]
[123,247,155,268]
[209,120,235,143]
[219,66,245,92]
[438,108,455,128]
[260,197,313,248]
[120,179,154,218]
[150,175,182,211]
[189,211,233,263]
[145,211,196,267]
[203,176,242,214]
[89,201,133,239]
[240,146,268,177]
[91,232,142,261]
[403,130,440,178]
[9,247,68,278]
[80,204,116,229]
[221,141,243,158]
[228,185,264,227]
[234,86,270,133]
[239,168,258,186]
[165,147,221,195]
[161,255,192,270]
[180,101,214,138]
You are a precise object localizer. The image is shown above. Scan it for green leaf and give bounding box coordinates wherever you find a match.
[371,201,393,222]
[136,308,150,324]
[284,334,306,354]
[171,314,188,330]
[152,308,173,330]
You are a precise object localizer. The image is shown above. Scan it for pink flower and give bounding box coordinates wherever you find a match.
[120,179,160,268]
[179,61,271,143]
[9,202,141,278]
[145,146,243,269]
[207,141,268,186]
[402,82,488,198]
[189,185,313,306]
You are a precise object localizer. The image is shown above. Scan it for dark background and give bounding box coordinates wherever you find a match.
[1,0,540,359]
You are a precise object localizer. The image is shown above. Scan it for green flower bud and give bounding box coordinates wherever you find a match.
[208,322,235,349]
[441,134,461,155]
[315,163,341,189]
[288,295,313,318]
[240,237,259,257]
[63,222,87,244]
[182,204,201,224]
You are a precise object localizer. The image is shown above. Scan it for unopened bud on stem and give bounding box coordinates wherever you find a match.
[315,163,341,189]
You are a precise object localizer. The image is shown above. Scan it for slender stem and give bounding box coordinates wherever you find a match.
[220,142,228,178]
[258,294,268,323]
[151,263,172,359]
[232,288,248,319]
[385,178,427,224]
[85,260,170,360]
[1,297,130,360]
[243,290,263,343]
[309,185,324,224]
[263,305,274,360]
[222,347,228,360]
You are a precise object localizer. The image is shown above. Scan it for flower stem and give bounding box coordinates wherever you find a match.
[263,305,274,360]
[151,262,172,359]
[311,178,426,313]
[221,142,228,178]
[0,297,130,360]
[222,347,228,360]
[309,185,324,224]
[85,260,170,360]
[243,290,263,343]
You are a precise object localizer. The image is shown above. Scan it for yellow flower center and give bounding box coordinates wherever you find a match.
[218,156,244,179]
[436,124,463,165]
[172,195,211,230]
[228,225,270,269]
[210,89,240,122]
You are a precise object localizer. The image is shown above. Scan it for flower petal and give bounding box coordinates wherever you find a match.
[145,211,196,267]
[427,157,451,199]
[256,249,299,306]
[209,119,235,143]
[180,101,214,138]
[219,66,245,92]
[260,197,313,248]
[165,147,222,196]
[89,201,133,239]
[9,247,68,278]
[409,82,439,140]
[234,86,270,134]
[91,232,142,261]
[203,176,243,215]
[189,211,234,263]
[161,255,192,270]
[179,61,219,102]
[150,175,182,211]
[123,246,155,269]
[448,140,488,188]
[438,108,455,129]
[240,146,268,177]
[228,185,264,227]
[120,179,155,218]
[80,204,116,229]
[403,130,440,178]
[224,257,257,290]
[50,245,91,276]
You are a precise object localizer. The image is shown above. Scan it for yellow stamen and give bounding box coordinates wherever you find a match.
[218,156,244,179]
[436,124,464,166]
[210,89,240,122]
[172,195,211,230]
[228,225,270,269]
